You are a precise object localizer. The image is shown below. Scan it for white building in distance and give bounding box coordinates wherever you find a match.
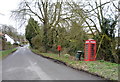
[4,34,15,44]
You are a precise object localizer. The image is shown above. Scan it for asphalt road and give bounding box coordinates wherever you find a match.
[2,45,104,80]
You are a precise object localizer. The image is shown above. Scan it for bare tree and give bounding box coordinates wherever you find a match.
[12,0,65,52]
[67,0,119,63]
[84,0,119,63]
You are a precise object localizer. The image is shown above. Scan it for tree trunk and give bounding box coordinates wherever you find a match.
[43,21,48,52]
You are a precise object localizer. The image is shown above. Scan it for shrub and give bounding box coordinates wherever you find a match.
[5,42,13,49]
[31,35,45,52]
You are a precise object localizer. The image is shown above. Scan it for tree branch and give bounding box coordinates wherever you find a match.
[25,1,44,22]
[87,1,111,13]
[37,0,45,19]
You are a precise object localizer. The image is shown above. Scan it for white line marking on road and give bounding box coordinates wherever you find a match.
[27,59,52,80]
[23,48,26,51]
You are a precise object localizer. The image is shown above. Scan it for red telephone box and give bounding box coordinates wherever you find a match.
[84,39,96,61]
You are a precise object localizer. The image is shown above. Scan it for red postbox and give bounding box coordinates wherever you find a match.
[57,45,61,51]
[57,45,61,57]
[84,39,96,61]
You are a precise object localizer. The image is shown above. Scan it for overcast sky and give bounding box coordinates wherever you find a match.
[0,0,23,34]
[0,0,118,36]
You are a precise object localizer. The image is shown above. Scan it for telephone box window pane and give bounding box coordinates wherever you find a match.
[91,44,94,56]
[85,55,88,59]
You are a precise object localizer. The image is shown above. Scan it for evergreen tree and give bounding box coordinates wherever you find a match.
[25,17,39,47]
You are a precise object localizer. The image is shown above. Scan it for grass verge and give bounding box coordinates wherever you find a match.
[0,48,17,59]
[31,48,119,81]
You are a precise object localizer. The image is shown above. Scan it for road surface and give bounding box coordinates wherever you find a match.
[2,45,104,80]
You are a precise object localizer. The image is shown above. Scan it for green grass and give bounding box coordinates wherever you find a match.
[0,48,17,59]
[31,49,119,80]
[75,61,118,80]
